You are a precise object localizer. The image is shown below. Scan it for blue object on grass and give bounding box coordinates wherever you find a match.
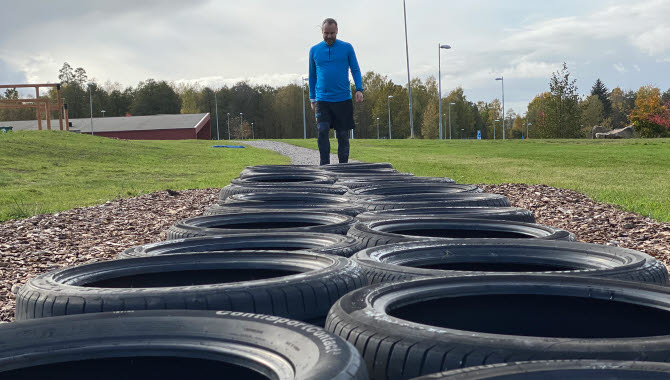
[211,145,245,148]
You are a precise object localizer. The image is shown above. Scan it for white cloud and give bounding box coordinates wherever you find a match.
[1,0,669,116]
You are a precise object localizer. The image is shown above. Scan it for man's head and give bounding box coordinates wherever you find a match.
[321,18,338,46]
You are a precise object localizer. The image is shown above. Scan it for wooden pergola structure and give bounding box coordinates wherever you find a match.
[0,83,69,130]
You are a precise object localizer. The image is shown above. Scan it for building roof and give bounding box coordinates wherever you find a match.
[1,113,209,133]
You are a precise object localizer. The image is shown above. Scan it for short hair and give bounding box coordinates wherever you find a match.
[322,18,338,28]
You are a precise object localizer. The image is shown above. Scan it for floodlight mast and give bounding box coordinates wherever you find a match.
[438,44,451,140]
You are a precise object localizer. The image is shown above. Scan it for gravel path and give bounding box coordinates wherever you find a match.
[238,140,360,165]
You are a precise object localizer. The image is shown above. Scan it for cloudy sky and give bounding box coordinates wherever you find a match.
[2,0,669,113]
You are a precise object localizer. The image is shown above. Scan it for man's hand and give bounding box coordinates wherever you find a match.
[311,102,316,111]
[355,91,364,103]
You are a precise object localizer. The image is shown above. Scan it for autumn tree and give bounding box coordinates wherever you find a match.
[487,98,502,139]
[178,84,203,114]
[420,101,439,139]
[525,92,549,138]
[511,114,524,139]
[630,85,668,137]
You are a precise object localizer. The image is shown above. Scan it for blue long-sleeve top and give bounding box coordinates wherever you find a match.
[309,39,363,102]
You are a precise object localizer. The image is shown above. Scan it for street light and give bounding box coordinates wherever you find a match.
[226,113,231,140]
[403,0,414,138]
[251,122,254,139]
[101,110,106,118]
[239,113,244,139]
[214,91,220,140]
[301,77,308,139]
[87,83,94,136]
[494,119,500,140]
[387,95,393,139]
[526,121,532,139]
[495,76,505,140]
[438,43,451,140]
[448,102,456,140]
[376,117,380,139]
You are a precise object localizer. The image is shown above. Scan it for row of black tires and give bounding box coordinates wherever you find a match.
[8,162,670,379]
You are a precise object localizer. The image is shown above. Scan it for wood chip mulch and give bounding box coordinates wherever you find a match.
[0,184,669,323]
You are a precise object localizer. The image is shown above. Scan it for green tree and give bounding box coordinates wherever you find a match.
[58,62,74,84]
[580,95,604,135]
[130,79,181,116]
[662,88,670,105]
[3,88,18,99]
[544,63,581,138]
[73,67,88,86]
[444,87,475,139]
[591,78,611,118]
[105,87,134,117]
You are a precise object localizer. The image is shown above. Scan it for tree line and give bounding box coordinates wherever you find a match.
[1,62,669,139]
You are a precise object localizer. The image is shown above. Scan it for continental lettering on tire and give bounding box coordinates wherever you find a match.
[216,310,342,355]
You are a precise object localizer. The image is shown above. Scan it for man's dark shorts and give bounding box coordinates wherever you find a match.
[315,100,355,130]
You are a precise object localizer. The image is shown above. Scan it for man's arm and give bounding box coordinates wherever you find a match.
[348,44,364,103]
[308,47,317,110]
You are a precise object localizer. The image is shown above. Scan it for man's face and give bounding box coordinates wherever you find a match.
[322,23,338,46]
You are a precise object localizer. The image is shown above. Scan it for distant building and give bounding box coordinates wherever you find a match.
[3,113,211,140]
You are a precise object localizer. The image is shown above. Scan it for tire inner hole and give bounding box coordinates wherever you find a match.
[385,228,536,239]
[1,357,270,380]
[389,294,670,338]
[210,222,322,229]
[83,268,304,288]
[413,261,577,272]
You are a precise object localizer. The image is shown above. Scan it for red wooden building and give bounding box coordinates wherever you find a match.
[4,113,211,140]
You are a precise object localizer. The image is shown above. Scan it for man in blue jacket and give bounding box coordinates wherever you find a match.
[309,18,364,165]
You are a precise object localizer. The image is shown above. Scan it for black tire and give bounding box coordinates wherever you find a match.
[167,211,357,240]
[232,173,336,185]
[321,162,395,171]
[206,192,366,217]
[327,171,408,179]
[348,218,574,248]
[205,204,366,217]
[16,251,367,322]
[225,191,361,208]
[240,164,321,176]
[356,193,511,211]
[327,275,670,379]
[338,176,455,189]
[356,207,535,224]
[0,310,367,380]
[351,183,482,198]
[119,232,365,258]
[352,239,668,284]
[219,183,349,200]
[411,360,670,379]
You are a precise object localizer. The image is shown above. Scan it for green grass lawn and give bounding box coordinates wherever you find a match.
[0,131,289,222]
[281,138,670,222]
